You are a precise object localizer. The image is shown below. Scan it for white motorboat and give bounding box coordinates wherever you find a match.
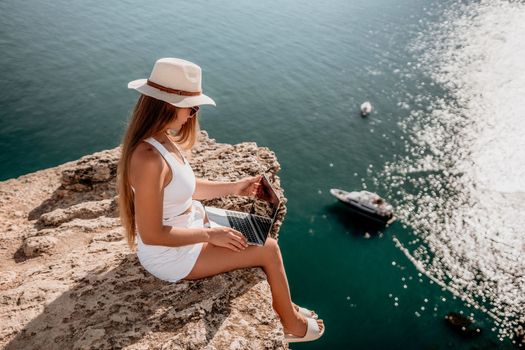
[330,188,395,225]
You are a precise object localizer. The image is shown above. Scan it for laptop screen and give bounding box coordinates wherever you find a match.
[250,174,281,220]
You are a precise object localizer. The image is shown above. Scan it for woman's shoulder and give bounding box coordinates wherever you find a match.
[130,141,169,188]
[131,140,161,163]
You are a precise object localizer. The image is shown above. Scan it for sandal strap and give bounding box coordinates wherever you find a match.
[298,306,317,317]
[284,316,324,343]
[305,317,320,339]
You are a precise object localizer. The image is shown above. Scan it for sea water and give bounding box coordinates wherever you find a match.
[0,0,522,348]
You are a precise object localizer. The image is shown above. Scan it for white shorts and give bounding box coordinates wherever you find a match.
[136,200,210,283]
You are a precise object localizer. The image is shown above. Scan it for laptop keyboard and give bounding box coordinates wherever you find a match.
[253,216,272,236]
[226,211,260,243]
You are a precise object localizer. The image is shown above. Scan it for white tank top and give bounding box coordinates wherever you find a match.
[131,136,196,220]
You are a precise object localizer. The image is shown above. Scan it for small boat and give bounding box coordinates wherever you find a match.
[360,101,372,116]
[330,188,395,224]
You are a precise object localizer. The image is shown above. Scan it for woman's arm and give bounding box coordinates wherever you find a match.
[193,178,238,200]
[144,225,210,246]
[193,175,262,200]
[147,224,248,253]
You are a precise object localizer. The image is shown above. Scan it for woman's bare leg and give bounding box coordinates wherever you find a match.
[184,237,324,337]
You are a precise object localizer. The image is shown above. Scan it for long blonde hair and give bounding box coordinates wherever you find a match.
[117,94,200,249]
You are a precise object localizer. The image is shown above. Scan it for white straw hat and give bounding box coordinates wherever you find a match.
[128,58,216,108]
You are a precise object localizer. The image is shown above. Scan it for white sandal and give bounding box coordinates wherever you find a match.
[296,305,318,319]
[284,316,325,343]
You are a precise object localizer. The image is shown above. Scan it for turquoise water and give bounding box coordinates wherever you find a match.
[1,0,522,348]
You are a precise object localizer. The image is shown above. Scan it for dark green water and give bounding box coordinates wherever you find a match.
[1,0,519,348]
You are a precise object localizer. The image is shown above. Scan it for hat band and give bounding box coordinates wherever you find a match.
[146,79,201,96]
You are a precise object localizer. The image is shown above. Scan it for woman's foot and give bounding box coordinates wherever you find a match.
[292,302,318,319]
[282,309,324,338]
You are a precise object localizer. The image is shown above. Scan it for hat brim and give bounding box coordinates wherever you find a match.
[128,79,216,108]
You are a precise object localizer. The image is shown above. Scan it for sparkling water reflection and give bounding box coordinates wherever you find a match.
[373,0,525,342]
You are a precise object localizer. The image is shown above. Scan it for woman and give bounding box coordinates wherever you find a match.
[117,58,325,343]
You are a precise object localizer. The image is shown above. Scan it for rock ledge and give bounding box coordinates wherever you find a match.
[0,131,289,349]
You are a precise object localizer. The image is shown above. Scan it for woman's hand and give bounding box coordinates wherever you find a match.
[207,226,249,252]
[233,175,262,197]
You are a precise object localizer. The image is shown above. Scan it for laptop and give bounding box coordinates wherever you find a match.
[203,174,281,246]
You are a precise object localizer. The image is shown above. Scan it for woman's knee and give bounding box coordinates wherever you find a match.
[262,237,282,264]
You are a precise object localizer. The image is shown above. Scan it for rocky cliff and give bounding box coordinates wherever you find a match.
[0,130,289,349]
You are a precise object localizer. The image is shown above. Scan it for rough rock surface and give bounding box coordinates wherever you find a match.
[0,130,289,349]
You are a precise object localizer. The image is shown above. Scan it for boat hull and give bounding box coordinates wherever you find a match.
[330,188,395,225]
